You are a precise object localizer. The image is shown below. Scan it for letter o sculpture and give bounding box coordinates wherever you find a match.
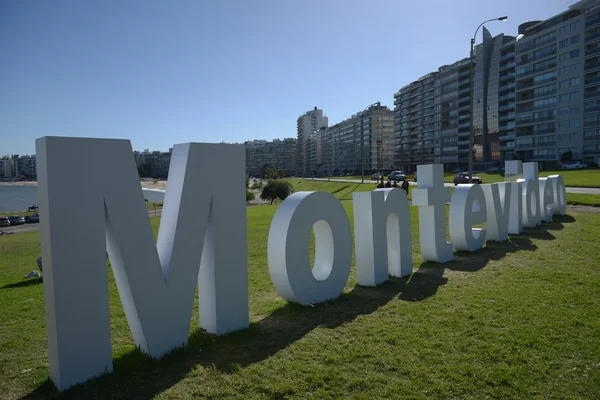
[268,191,352,305]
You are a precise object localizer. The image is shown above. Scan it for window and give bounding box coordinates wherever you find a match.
[571,119,580,128]
[559,66,569,75]
[571,77,580,86]
[559,79,570,89]
[559,91,579,101]
[560,38,570,48]
[571,49,580,58]
[571,35,580,45]
[559,52,569,62]
[533,96,557,110]
[559,120,569,129]
[571,21,580,32]
[570,105,579,114]
[571,63,579,73]
[559,107,569,115]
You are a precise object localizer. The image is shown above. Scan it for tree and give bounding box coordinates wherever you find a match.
[560,150,573,164]
[245,176,255,203]
[260,180,293,205]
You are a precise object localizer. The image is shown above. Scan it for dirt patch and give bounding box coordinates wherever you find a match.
[567,205,600,213]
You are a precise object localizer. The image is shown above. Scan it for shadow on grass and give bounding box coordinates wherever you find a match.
[22,280,411,399]
[21,214,577,399]
[2,277,42,289]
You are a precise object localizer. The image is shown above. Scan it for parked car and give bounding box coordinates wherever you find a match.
[487,167,502,173]
[389,171,407,181]
[371,173,381,181]
[453,172,482,185]
[0,216,10,227]
[26,213,40,223]
[8,215,25,225]
[562,161,588,169]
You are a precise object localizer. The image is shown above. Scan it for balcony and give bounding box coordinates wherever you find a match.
[500,82,516,91]
[499,113,515,121]
[585,91,600,99]
[585,61,600,70]
[585,76,600,85]
[500,52,515,62]
[500,72,515,82]
[499,103,516,112]
[586,16,600,28]
[458,140,470,146]
[458,87,470,96]
[584,120,600,127]
[499,93,515,102]
[586,31,600,43]
[586,47,600,57]
[459,122,470,129]
[500,134,515,141]
[585,104,600,113]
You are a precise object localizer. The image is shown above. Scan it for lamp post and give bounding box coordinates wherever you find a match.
[468,16,507,183]
[361,102,380,183]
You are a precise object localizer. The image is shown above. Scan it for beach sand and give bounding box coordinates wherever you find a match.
[0,180,168,189]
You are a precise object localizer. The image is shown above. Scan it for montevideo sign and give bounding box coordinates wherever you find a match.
[36,137,567,391]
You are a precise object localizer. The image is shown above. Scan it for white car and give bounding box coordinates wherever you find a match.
[562,161,588,169]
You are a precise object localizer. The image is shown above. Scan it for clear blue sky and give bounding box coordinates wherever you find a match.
[1,0,568,155]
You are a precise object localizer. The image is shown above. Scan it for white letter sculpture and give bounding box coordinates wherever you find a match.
[268,191,352,305]
[538,177,555,222]
[505,160,523,235]
[37,137,248,391]
[450,184,487,252]
[353,188,412,286]
[481,183,511,242]
[412,164,453,263]
[548,174,567,216]
[522,162,542,228]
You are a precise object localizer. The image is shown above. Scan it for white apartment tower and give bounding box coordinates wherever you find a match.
[297,107,328,176]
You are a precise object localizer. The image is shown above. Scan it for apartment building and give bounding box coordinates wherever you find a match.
[394,30,516,173]
[394,0,600,171]
[245,138,297,177]
[133,149,172,179]
[297,107,328,176]
[304,103,395,177]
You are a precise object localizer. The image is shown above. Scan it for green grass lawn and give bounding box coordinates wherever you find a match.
[1,201,600,399]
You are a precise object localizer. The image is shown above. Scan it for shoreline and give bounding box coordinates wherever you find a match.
[0,180,168,189]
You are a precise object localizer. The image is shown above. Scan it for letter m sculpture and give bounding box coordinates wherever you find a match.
[36,137,248,391]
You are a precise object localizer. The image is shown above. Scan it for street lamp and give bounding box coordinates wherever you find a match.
[361,102,380,183]
[468,16,507,183]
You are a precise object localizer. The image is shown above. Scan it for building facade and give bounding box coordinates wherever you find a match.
[394,0,600,171]
[297,107,328,176]
[245,138,297,177]
[304,103,395,177]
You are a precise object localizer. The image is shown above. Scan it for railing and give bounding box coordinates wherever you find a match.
[585,61,600,70]
[585,47,600,57]
[586,16,600,28]
[585,76,600,85]
[585,91,600,98]
[499,93,516,102]
[584,104,600,113]
[586,31,600,43]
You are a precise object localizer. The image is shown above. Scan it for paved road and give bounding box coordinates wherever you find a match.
[0,208,165,235]
[306,177,600,194]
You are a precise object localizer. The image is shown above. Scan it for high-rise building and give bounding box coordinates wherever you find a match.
[245,138,297,177]
[297,107,328,176]
[17,155,37,180]
[0,158,12,178]
[394,0,600,171]
[304,103,395,177]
